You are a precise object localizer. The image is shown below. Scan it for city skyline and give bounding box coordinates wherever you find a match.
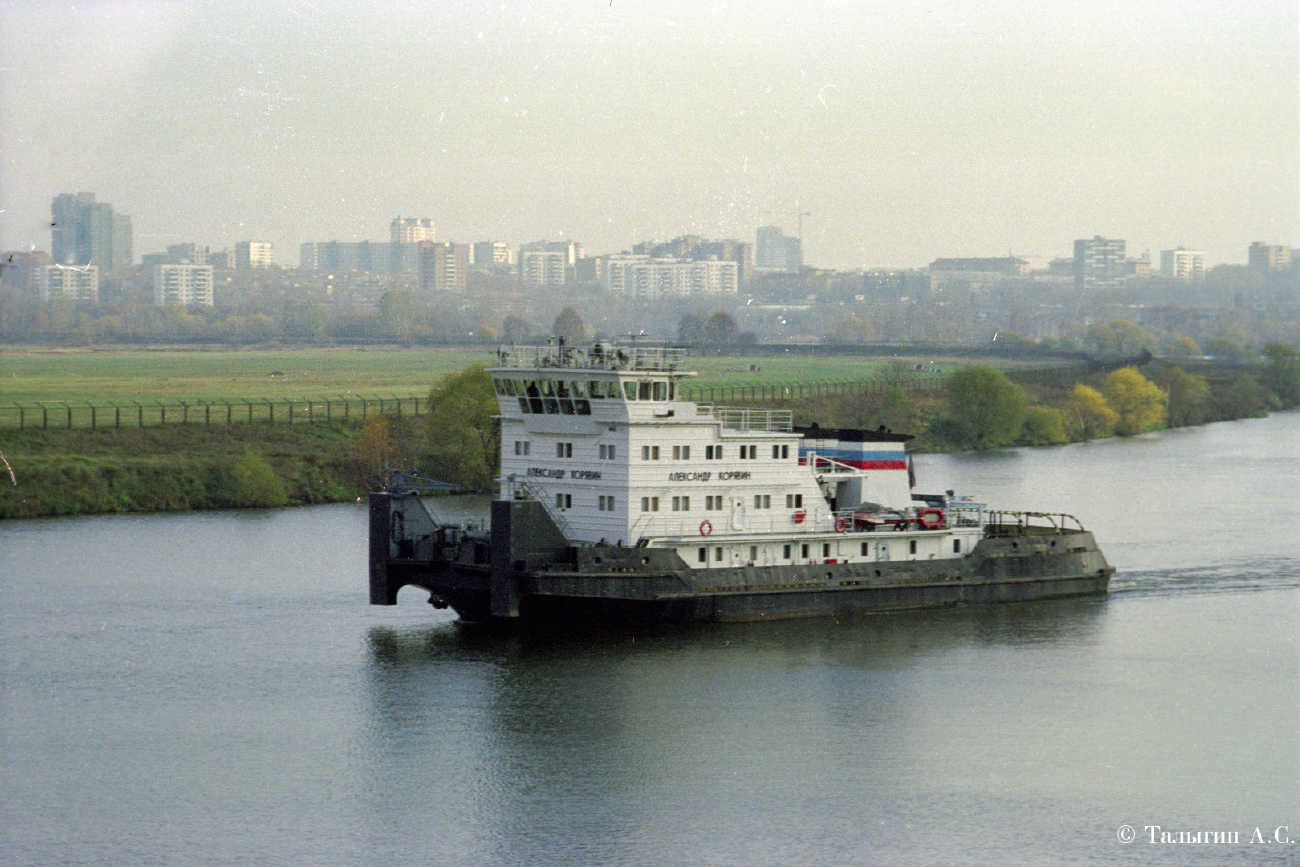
[2,1,1296,270]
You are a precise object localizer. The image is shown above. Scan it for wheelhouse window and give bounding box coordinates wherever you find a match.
[672,445,690,460]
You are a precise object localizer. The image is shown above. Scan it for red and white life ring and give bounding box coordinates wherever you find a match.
[917,507,944,529]
[699,520,713,536]
[834,516,849,532]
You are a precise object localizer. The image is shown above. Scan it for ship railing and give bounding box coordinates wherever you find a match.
[984,510,1087,536]
[695,404,794,432]
[495,343,686,372]
[803,452,864,475]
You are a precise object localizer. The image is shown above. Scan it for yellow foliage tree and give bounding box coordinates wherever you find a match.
[1065,384,1117,440]
[1103,367,1167,435]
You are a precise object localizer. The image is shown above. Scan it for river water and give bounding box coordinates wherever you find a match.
[2,413,1298,866]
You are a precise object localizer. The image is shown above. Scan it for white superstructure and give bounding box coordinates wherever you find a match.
[490,343,982,571]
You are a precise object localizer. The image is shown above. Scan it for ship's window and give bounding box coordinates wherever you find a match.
[518,397,530,413]
[954,539,962,553]
[738,445,756,459]
[669,382,676,400]
[749,546,757,561]
[575,399,591,415]
[513,379,525,395]
[861,542,869,556]
[493,379,505,395]
[753,494,770,509]
[801,543,809,558]
[555,493,571,510]
[910,540,918,555]
[705,495,722,510]
[673,445,690,460]
[555,380,571,398]
[559,398,575,415]
[543,398,559,414]
[698,547,707,564]
[540,379,555,396]
[652,381,668,401]
[772,444,789,459]
[557,442,572,458]
[783,544,792,559]
[672,496,690,511]
[715,547,723,562]
[786,493,804,508]
[623,381,636,400]
[638,381,652,400]
[641,496,659,512]
[642,445,660,460]
[571,380,587,398]
[515,441,530,456]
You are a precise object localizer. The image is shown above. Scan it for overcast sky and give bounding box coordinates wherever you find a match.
[2,0,1296,270]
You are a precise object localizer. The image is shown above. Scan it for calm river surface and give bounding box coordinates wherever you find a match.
[3,413,1298,866]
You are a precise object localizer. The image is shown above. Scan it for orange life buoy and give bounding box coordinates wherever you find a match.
[834,516,848,532]
[918,507,944,529]
[699,519,713,536]
[793,509,806,524]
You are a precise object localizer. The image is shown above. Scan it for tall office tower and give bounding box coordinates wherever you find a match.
[1248,242,1291,271]
[235,241,274,269]
[1159,248,1205,280]
[1073,236,1127,290]
[40,264,99,303]
[392,217,436,244]
[755,226,802,273]
[50,192,132,271]
[154,263,215,306]
[418,241,468,293]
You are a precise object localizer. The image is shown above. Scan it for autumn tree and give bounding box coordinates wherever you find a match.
[1064,384,1117,440]
[1103,366,1167,435]
[944,365,1028,449]
[552,307,586,345]
[502,314,530,344]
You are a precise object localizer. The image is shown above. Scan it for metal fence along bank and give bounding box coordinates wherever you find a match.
[0,396,427,430]
[2,376,945,431]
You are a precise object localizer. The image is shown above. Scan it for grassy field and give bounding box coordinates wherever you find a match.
[0,345,965,407]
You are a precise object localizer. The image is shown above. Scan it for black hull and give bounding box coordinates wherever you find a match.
[370,496,1113,625]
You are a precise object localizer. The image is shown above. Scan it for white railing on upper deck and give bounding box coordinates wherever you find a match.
[495,343,687,372]
[695,404,793,432]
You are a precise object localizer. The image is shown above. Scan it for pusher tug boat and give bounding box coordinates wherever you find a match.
[369,342,1113,624]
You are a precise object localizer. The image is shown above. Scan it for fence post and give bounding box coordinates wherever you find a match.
[90,403,97,430]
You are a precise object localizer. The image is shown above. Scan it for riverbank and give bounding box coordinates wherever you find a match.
[0,419,432,519]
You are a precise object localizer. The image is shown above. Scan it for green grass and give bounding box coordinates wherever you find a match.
[0,346,967,407]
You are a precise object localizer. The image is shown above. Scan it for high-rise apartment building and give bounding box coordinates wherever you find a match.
[1248,242,1291,271]
[604,255,739,299]
[392,217,436,244]
[0,250,51,301]
[472,241,513,268]
[1160,248,1205,280]
[154,263,214,306]
[418,241,467,293]
[1073,236,1126,290]
[518,241,581,286]
[235,241,274,269]
[50,192,132,272]
[41,264,99,303]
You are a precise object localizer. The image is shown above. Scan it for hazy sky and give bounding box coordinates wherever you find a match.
[2,0,1296,270]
